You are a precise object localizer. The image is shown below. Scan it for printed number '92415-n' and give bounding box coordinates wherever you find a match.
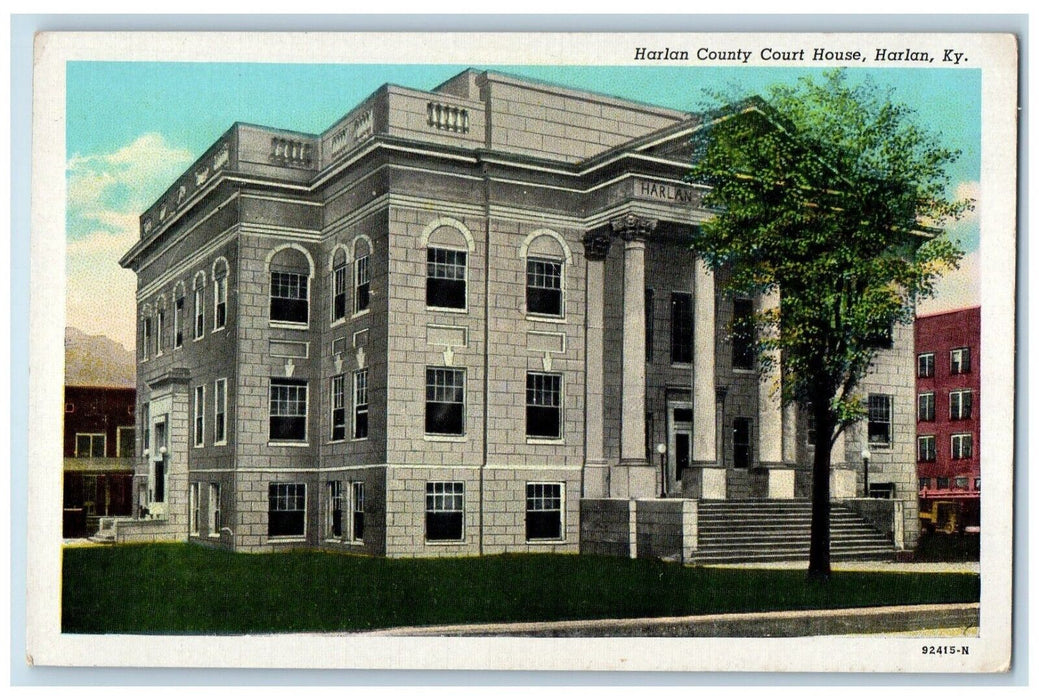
[922,646,970,655]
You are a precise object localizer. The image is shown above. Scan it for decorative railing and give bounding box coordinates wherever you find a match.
[329,109,375,160]
[142,141,230,237]
[427,101,469,133]
[269,137,314,168]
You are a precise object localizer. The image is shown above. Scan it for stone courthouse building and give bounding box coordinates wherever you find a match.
[115,69,918,557]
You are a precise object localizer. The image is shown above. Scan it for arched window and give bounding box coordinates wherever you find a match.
[330,246,349,322]
[212,258,229,330]
[173,281,186,349]
[193,271,207,340]
[353,237,372,315]
[154,296,166,356]
[521,230,571,318]
[422,218,473,311]
[268,246,313,325]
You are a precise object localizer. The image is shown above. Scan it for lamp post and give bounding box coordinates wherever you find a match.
[861,447,871,497]
[656,442,668,498]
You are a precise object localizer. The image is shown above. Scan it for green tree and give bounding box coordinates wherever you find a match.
[688,70,970,580]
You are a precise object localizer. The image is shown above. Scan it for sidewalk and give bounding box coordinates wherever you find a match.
[711,560,980,574]
[363,603,979,638]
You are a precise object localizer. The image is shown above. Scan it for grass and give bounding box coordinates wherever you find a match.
[62,544,980,634]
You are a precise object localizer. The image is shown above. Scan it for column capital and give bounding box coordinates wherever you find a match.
[581,231,613,261]
[610,214,658,242]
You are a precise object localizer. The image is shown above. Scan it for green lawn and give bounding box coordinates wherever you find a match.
[62,544,980,634]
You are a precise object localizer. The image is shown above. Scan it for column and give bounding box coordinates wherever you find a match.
[757,288,784,466]
[691,255,716,465]
[611,214,657,498]
[581,231,611,498]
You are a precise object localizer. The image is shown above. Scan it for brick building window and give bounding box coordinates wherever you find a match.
[526,372,562,439]
[209,483,221,536]
[951,433,973,460]
[731,298,755,370]
[142,317,152,360]
[75,433,106,458]
[213,259,228,330]
[269,379,308,442]
[525,482,563,541]
[117,426,135,458]
[330,375,346,441]
[351,482,365,542]
[189,483,200,536]
[867,394,893,446]
[268,483,306,538]
[425,481,464,541]
[174,293,184,348]
[354,254,370,313]
[425,367,465,435]
[194,272,206,339]
[353,369,369,439]
[155,307,165,355]
[332,249,348,322]
[214,378,227,444]
[950,347,971,374]
[193,385,205,447]
[733,417,752,469]
[270,272,309,324]
[950,389,973,420]
[671,292,692,364]
[327,480,343,538]
[917,352,935,378]
[918,392,935,422]
[918,435,936,462]
[427,247,467,309]
[526,258,563,317]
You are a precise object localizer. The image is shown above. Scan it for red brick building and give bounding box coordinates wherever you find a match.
[63,386,136,537]
[915,307,980,531]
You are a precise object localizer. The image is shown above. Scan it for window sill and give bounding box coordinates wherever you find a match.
[268,441,310,447]
[330,318,346,329]
[526,437,564,445]
[351,309,371,320]
[526,538,566,545]
[424,434,467,443]
[214,440,227,447]
[268,537,306,543]
[732,368,756,374]
[427,306,469,314]
[192,336,204,342]
[269,321,309,330]
[328,438,346,445]
[351,436,370,443]
[208,533,221,539]
[425,539,466,546]
[670,362,692,369]
[212,325,226,333]
[868,443,892,450]
[525,315,566,324]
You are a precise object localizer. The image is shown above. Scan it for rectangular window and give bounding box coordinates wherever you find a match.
[867,322,894,349]
[194,286,205,339]
[351,481,365,542]
[918,392,935,422]
[189,483,200,536]
[950,389,973,420]
[155,309,165,355]
[867,394,893,446]
[214,275,227,329]
[950,347,971,374]
[425,481,464,542]
[332,262,348,321]
[354,255,370,313]
[427,247,467,309]
[732,298,755,370]
[951,433,973,460]
[327,480,343,538]
[214,378,227,444]
[955,477,969,490]
[525,482,563,541]
[142,404,150,453]
[919,477,931,490]
[193,385,205,447]
[733,417,752,469]
[425,367,465,435]
[670,292,692,364]
[142,318,152,359]
[526,372,562,439]
[526,257,563,316]
[937,477,950,489]
[268,483,306,538]
[117,426,135,458]
[644,289,654,357]
[353,369,369,440]
[270,272,309,324]
[806,413,817,447]
[174,296,184,348]
[209,483,221,536]
[269,379,308,442]
[75,433,106,458]
[330,375,346,441]
[918,435,936,462]
[917,352,935,378]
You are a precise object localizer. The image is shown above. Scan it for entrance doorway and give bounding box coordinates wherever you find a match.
[668,402,692,492]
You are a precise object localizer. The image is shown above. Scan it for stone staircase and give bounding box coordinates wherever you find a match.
[693,499,896,565]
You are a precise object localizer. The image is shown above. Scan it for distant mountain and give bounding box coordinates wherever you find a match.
[65,327,136,388]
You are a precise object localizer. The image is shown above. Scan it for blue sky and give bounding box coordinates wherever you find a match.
[66,62,981,349]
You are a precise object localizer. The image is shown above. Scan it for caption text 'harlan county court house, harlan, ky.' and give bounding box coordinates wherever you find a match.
[110,69,919,562]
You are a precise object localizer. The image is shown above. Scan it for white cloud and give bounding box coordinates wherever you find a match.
[66,134,194,350]
[917,249,980,316]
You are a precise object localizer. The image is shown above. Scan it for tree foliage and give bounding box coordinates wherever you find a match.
[688,70,970,577]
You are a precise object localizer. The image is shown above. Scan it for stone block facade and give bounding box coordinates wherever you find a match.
[119,68,921,557]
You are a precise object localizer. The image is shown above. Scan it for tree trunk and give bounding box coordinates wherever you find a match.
[808,407,834,581]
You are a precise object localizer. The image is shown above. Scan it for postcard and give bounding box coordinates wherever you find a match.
[27,30,1017,672]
